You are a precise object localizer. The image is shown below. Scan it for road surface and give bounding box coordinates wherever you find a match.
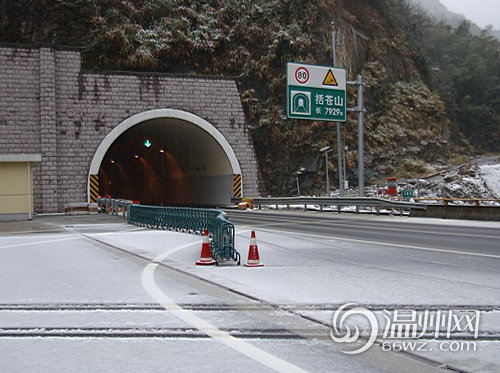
[0,212,498,372]
[225,209,500,258]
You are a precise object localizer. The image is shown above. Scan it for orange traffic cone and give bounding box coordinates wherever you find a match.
[244,231,263,267]
[196,229,216,266]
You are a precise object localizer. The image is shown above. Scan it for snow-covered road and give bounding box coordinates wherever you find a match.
[0,214,498,372]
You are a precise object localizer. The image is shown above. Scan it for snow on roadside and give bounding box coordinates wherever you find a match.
[480,164,500,198]
[393,156,500,204]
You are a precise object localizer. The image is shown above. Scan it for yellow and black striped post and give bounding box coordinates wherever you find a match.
[233,174,242,199]
[89,174,99,203]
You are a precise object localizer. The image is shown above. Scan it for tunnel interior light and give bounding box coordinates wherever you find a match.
[134,155,140,159]
[110,160,115,164]
[159,149,165,153]
[144,139,152,148]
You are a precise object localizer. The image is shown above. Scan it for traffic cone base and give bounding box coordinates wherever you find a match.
[196,258,216,265]
[196,229,216,266]
[245,231,263,267]
[244,261,264,267]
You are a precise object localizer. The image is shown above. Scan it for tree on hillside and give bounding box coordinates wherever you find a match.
[422,21,500,150]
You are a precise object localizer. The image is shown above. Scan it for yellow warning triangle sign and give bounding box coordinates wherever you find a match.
[323,69,338,86]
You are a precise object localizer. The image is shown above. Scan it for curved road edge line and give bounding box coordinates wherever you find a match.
[140,242,308,373]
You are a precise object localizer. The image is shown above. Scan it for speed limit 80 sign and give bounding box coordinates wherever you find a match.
[295,66,310,84]
[287,62,347,122]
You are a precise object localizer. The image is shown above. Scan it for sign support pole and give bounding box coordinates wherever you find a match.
[357,74,365,197]
[336,123,344,196]
[332,21,345,197]
[325,151,330,196]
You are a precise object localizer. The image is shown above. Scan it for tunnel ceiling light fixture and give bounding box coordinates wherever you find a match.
[159,149,165,153]
[134,155,140,159]
[110,160,115,164]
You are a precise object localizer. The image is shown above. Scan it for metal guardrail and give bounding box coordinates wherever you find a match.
[232,196,426,212]
[97,198,240,265]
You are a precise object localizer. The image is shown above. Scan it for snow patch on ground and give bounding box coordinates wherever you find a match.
[480,164,500,198]
[392,156,500,204]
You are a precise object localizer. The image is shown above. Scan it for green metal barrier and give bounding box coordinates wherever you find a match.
[127,204,240,265]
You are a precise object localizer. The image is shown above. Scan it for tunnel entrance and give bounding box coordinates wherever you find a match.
[90,110,240,206]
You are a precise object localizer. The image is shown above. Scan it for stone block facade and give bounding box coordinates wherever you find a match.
[0,45,262,212]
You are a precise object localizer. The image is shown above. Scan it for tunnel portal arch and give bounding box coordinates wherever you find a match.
[88,109,242,206]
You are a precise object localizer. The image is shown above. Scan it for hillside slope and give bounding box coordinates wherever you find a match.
[0,0,475,195]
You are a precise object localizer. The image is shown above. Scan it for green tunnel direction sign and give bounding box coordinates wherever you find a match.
[287,62,347,122]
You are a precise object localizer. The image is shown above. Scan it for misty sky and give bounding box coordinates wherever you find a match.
[440,0,500,29]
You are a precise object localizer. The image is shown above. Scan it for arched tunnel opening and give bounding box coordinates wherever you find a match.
[98,118,234,206]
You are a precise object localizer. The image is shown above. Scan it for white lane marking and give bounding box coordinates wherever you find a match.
[141,242,308,373]
[235,228,252,240]
[255,227,500,259]
[236,228,251,235]
[0,227,145,249]
[83,227,146,236]
[64,223,129,227]
[0,236,79,249]
[0,223,133,236]
[0,229,66,235]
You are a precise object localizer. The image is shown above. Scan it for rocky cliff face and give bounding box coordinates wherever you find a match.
[246,0,459,195]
